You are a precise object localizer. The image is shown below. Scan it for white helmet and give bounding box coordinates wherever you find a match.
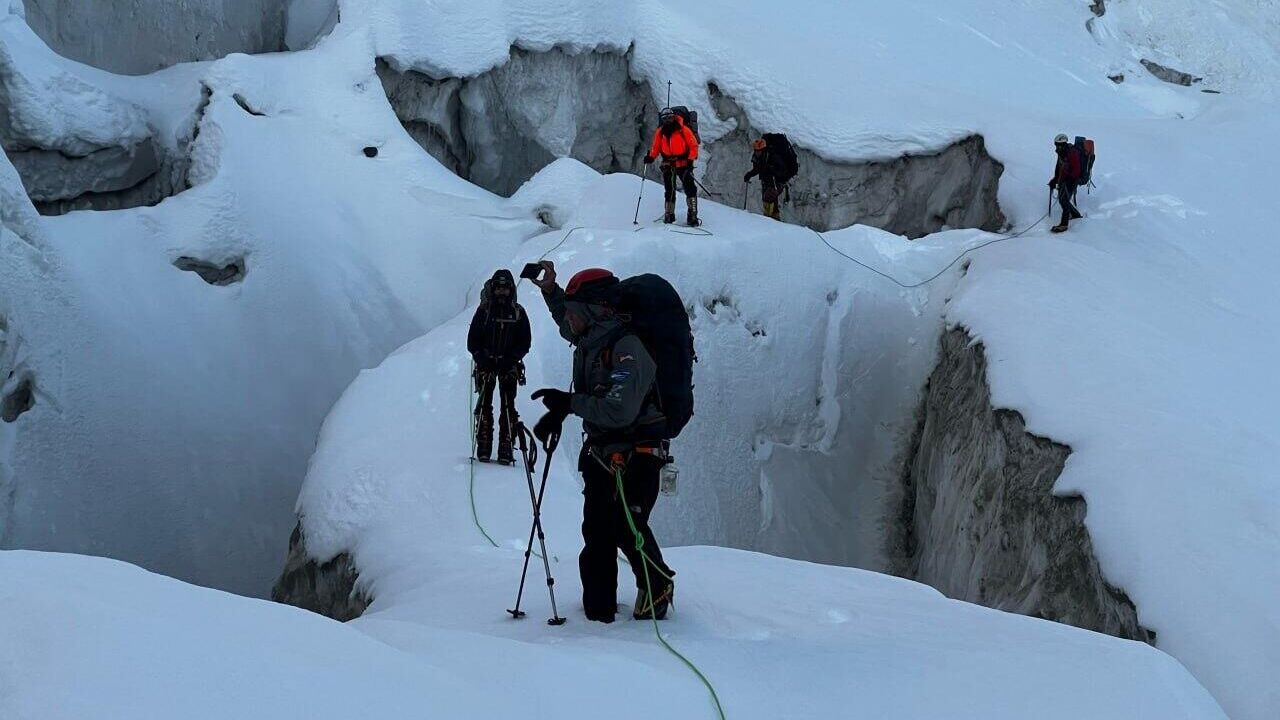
[1054,133,1069,144]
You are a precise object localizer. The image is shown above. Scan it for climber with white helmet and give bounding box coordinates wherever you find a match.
[1048,133,1085,233]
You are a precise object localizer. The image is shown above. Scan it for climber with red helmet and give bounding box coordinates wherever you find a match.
[644,109,701,226]
[529,262,675,623]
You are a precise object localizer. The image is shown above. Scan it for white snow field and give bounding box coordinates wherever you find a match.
[1,0,1277,717]
[0,546,1224,720]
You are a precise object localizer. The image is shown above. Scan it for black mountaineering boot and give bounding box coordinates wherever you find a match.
[475,410,493,463]
[663,200,676,224]
[686,196,700,227]
[634,580,673,620]
[496,418,515,466]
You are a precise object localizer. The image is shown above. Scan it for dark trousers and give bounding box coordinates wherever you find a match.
[578,448,674,620]
[475,369,518,433]
[661,164,697,202]
[1058,182,1082,225]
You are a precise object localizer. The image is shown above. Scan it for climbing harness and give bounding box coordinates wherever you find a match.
[507,422,566,626]
[600,451,727,720]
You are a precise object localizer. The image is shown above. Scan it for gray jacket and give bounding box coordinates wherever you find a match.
[543,285,664,443]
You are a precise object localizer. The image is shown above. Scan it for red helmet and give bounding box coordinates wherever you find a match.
[565,268,618,302]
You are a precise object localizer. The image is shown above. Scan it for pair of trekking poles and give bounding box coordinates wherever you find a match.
[506,419,567,625]
[630,163,721,226]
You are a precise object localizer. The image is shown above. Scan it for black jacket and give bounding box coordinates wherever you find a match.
[744,148,786,182]
[469,271,531,372]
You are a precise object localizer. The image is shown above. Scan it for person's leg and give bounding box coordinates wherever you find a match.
[612,454,674,603]
[661,165,677,223]
[1056,183,1079,229]
[762,179,781,220]
[680,167,699,225]
[578,452,620,622]
[496,373,518,464]
[474,371,496,460]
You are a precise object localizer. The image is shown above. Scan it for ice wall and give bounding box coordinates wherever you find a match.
[22,0,288,75]
[380,49,1005,236]
[890,328,1148,641]
[379,47,655,197]
[701,85,1006,238]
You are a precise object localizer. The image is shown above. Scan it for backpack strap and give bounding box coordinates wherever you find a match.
[600,325,663,415]
[600,325,629,370]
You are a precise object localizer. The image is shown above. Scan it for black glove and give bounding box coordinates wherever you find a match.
[743,172,753,183]
[533,411,564,445]
[531,388,572,416]
[643,155,655,165]
[1048,179,1057,189]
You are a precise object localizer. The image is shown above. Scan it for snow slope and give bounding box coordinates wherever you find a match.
[319,4,1280,717]
[0,550,519,720]
[0,545,1224,720]
[946,98,1280,720]
[0,16,545,595]
[302,163,972,572]
[3,1,1278,717]
[283,175,1223,716]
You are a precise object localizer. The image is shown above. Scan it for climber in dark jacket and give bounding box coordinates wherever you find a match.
[529,262,675,624]
[743,137,785,221]
[468,269,531,465]
[1049,133,1085,233]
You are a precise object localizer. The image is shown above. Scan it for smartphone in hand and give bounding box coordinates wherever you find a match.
[520,262,545,281]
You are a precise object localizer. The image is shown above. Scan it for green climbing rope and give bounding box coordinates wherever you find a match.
[614,465,727,720]
[469,362,500,548]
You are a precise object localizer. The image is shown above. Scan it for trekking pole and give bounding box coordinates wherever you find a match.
[693,176,721,198]
[507,422,566,625]
[632,164,649,225]
[666,80,672,108]
[742,180,750,210]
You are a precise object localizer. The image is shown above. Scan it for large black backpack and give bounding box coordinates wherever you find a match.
[666,106,700,142]
[763,133,799,183]
[606,274,695,440]
[1074,136,1097,186]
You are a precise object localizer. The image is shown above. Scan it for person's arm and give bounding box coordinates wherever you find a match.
[685,127,699,162]
[542,285,576,343]
[531,262,575,343]
[569,335,655,429]
[646,128,662,162]
[467,309,485,357]
[513,305,532,359]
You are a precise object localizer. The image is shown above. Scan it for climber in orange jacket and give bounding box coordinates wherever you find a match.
[643,109,701,226]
